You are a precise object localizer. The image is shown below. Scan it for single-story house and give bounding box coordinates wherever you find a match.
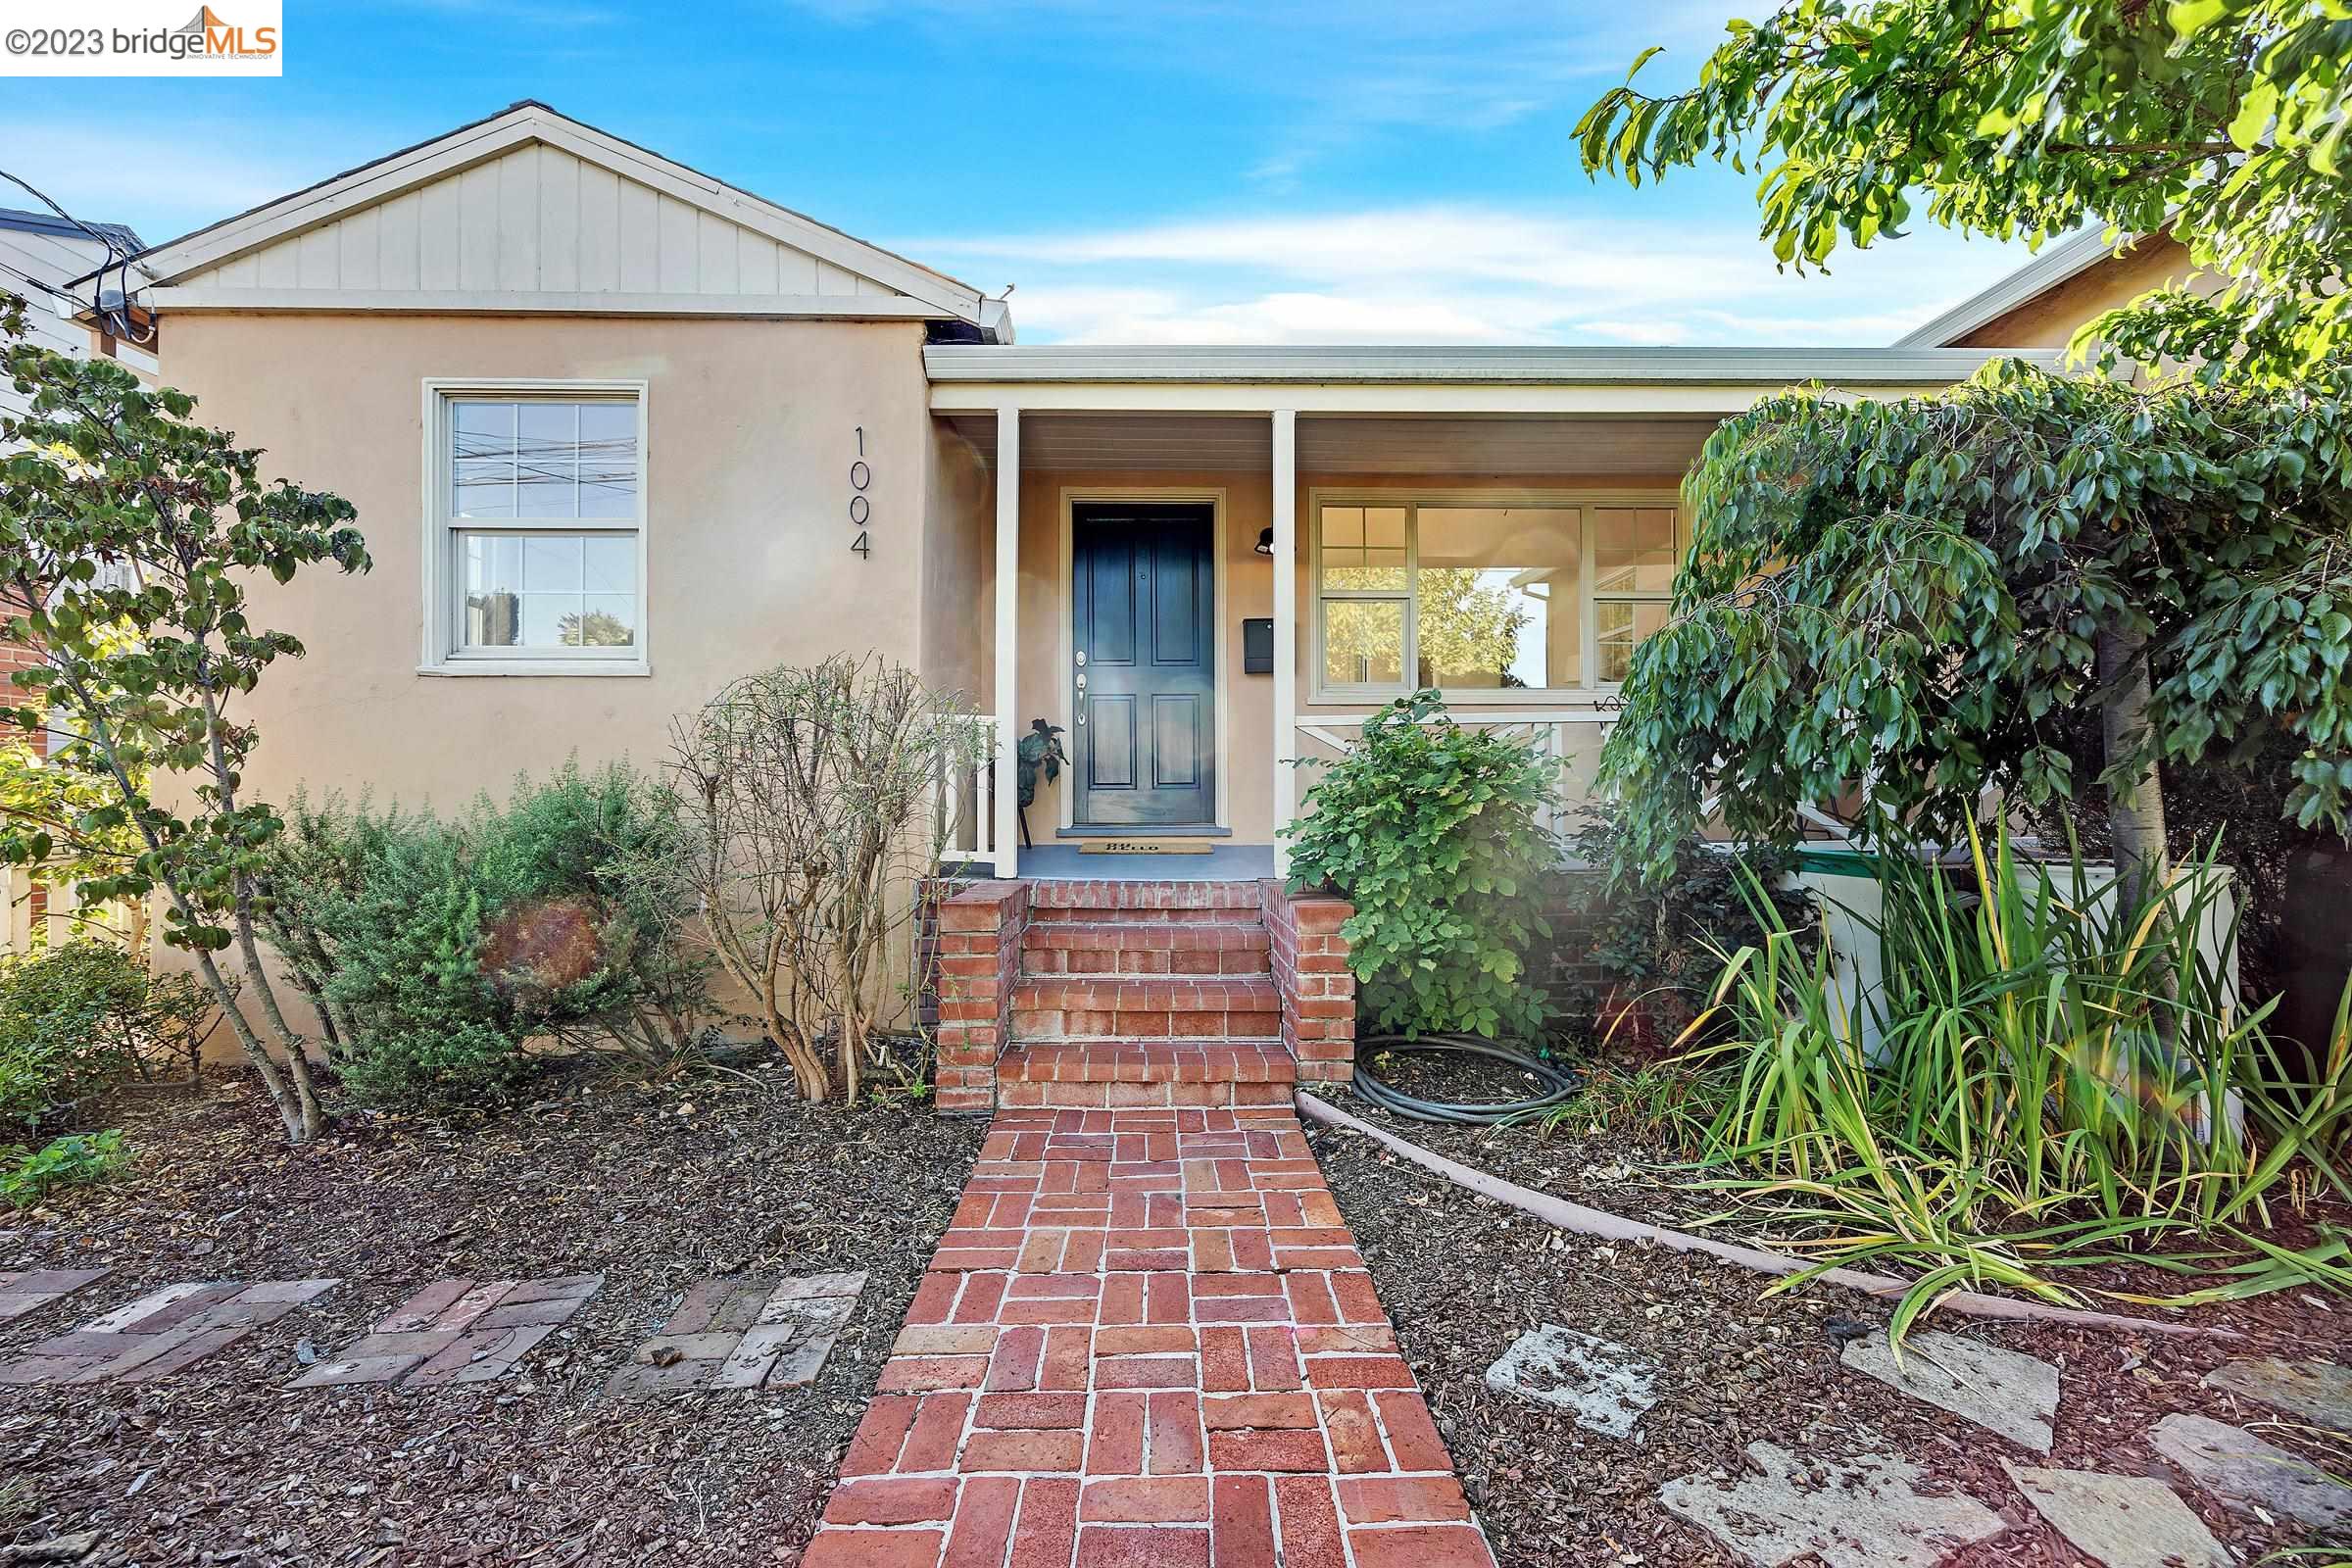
[63,102,2137,1110]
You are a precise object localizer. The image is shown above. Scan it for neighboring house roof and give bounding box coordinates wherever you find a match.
[924,343,2061,386]
[100,101,1011,339]
[0,207,143,256]
[1895,228,2120,348]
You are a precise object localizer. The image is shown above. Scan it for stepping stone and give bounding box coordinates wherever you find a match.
[1840,1329,2058,1452]
[603,1271,865,1400]
[294,1275,601,1389]
[2151,1412,2352,1530]
[0,1268,110,1324]
[2000,1462,2230,1568]
[1485,1324,1659,1438]
[2204,1357,2352,1432]
[0,1278,337,1385]
[1660,1441,2007,1568]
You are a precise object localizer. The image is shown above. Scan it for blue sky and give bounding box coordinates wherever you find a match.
[5,1,2051,345]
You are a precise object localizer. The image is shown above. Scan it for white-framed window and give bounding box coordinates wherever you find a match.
[1311,491,1681,702]
[420,379,649,675]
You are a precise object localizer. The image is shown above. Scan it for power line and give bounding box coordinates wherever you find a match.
[0,166,153,346]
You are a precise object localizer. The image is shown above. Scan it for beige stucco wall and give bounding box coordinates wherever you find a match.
[162,312,940,811]
[1954,234,2198,351]
[1005,467,1686,846]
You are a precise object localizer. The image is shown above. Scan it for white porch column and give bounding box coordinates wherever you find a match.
[994,405,1020,878]
[1270,409,1298,878]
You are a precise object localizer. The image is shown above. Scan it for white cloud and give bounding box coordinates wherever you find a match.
[913,204,2043,346]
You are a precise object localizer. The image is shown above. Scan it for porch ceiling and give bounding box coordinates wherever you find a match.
[940,412,1723,476]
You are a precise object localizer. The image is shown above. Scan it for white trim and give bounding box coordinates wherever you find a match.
[1304,484,1680,705]
[925,344,2063,387]
[1056,485,1234,834]
[1271,411,1298,879]
[925,381,2028,416]
[993,407,1021,877]
[147,288,962,319]
[1894,228,2120,347]
[417,375,651,677]
[128,103,994,327]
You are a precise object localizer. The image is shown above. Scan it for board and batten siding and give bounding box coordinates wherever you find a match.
[180,142,903,301]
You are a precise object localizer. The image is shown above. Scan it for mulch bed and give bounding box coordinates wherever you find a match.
[1304,1072,2348,1568]
[0,1057,985,1567]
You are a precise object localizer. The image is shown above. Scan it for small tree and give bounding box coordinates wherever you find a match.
[1597,360,2352,892]
[667,656,983,1103]
[0,293,368,1144]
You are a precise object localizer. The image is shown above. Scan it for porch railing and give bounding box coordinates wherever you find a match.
[934,713,1004,874]
[1291,709,1621,844]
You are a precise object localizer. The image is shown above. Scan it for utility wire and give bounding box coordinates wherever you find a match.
[0,165,154,345]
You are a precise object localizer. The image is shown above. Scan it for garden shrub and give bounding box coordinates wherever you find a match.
[1282,691,1562,1042]
[2,1129,125,1209]
[262,762,712,1109]
[0,942,217,1132]
[1561,809,1814,1053]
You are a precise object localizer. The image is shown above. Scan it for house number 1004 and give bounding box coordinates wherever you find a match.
[849,426,872,558]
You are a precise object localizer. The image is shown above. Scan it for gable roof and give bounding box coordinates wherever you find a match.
[107,102,1008,337]
[1894,228,2118,348]
[0,208,143,255]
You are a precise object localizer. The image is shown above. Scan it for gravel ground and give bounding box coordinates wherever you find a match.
[0,1059,985,1567]
[1305,1066,2351,1568]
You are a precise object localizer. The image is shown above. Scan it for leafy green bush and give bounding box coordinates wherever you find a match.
[2,1129,125,1208]
[1282,692,1562,1042]
[0,942,217,1132]
[262,762,712,1109]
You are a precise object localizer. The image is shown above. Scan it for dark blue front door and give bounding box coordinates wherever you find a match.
[1072,502,1216,828]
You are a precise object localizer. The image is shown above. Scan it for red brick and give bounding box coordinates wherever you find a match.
[1337,1476,1471,1524]
[1369,1392,1453,1474]
[1087,1391,1148,1475]
[1212,1473,1278,1567]
[1201,1394,1318,1430]
[878,1354,990,1393]
[961,1429,1084,1472]
[1009,1474,1079,1568]
[943,1475,1021,1568]
[901,1394,972,1472]
[1146,1391,1204,1475]
[975,1393,1089,1429]
[1317,1391,1389,1474]
[842,1396,920,1476]
[1081,1475,1210,1522]
[824,1476,958,1525]
[1072,1525,1210,1567]
[1208,1429,1330,1473]
[1271,1477,1348,1568]
[1345,1524,1493,1568]
[801,1526,946,1568]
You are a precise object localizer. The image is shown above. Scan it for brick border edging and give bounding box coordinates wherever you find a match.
[931,880,1032,1116]
[1260,880,1356,1085]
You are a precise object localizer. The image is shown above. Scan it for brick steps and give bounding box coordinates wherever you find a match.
[1021,921,1272,979]
[1009,978,1281,1046]
[997,1042,1298,1106]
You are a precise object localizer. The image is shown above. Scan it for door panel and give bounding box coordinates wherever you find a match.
[1073,503,1216,827]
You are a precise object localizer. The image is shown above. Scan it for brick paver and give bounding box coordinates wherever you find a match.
[802,1106,1494,1568]
[0,1278,338,1385]
[604,1271,865,1399]
[0,1268,111,1325]
[292,1273,601,1389]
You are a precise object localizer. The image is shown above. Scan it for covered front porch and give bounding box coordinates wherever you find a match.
[924,345,2034,880]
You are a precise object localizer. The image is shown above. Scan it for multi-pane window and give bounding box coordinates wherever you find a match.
[1313,496,1679,698]
[434,391,644,665]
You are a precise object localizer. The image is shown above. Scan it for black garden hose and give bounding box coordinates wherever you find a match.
[1350,1034,1580,1126]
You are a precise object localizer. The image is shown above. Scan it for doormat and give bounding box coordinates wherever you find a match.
[1077,839,1214,855]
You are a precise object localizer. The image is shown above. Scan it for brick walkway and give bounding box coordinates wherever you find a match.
[801,1105,1495,1568]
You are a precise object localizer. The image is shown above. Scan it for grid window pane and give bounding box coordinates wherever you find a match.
[1595,598,1670,682]
[451,399,636,522]
[462,532,639,652]
[1322,600,1404,688]
[1317,504,1408,591]
[1594,507,1680,595]
[1414,507,1582,689]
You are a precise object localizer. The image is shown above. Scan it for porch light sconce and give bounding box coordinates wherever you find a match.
[1254,526,1274,555]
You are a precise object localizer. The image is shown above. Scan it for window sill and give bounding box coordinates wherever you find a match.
[417,661,652,678]
[1307,688,1627,708]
